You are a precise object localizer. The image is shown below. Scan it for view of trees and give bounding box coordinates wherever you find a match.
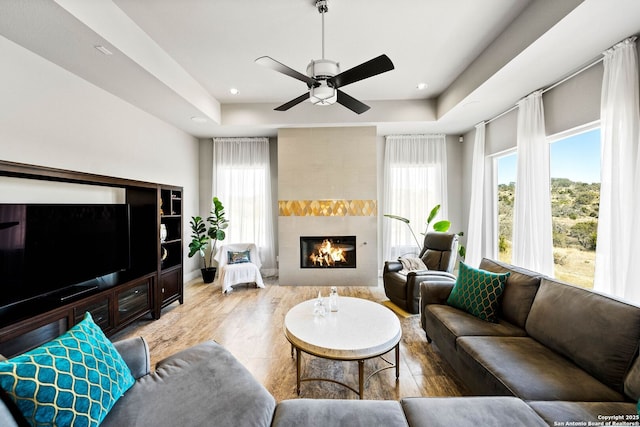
[498,178,600,288]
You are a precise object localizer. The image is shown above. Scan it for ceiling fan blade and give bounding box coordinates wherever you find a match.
[337,90,370,114]
[255,56,317,87]
[329,54,394,89]
[275,92,310,111]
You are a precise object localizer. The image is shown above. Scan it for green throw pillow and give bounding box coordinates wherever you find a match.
[0,313,135,427]
[446,262,509,323]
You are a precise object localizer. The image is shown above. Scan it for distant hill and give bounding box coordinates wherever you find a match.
[497,178,600,288]
[498,178,600,251]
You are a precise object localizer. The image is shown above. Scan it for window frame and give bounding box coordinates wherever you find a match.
[489,120,601,275]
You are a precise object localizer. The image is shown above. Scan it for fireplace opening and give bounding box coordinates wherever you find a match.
[300,236,356,269]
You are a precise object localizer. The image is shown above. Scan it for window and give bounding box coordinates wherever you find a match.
[215,165,270,243]
[386,163,441,258]
[496,151,517,264]
[382,135,447,263]
[212,138,276,275]
[494,124,600,288]
[549,125,600,288]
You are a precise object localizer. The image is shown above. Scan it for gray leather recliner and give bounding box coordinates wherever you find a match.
[383,232,459,314]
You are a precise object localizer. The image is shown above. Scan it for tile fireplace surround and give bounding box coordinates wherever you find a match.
[278,127,378,287]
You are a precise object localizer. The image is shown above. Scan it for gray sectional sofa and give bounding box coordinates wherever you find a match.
[2,258,639,426]
[421,257,640,424]
[2,337,548,427]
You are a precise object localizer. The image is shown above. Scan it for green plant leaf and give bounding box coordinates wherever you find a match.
[383,214,411,224]
[458,245,466,258]
[433,220,451,232]
[427,204,441,225]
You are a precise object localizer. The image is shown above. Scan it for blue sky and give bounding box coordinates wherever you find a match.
[498,128,601,185]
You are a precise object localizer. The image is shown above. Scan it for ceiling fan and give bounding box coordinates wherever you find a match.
[255,0,394,114]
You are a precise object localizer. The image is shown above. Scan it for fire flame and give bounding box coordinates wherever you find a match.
[309,239,347,267]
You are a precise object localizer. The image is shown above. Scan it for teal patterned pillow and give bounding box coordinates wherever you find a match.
[0,313,135,427]
[228,250,251,264]
[446,262,509,323]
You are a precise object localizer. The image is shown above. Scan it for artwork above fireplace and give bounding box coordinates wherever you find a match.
[300,235,356,269]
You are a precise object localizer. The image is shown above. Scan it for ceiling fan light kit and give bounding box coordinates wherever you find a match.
[310,84,337,106]
[255,0,394,114]
[307,59,339,106]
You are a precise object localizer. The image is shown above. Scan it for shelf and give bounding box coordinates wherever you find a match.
[158,186,183,311]
[161,238,181,245]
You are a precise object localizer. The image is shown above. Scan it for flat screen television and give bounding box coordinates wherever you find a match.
[0,203,130,309]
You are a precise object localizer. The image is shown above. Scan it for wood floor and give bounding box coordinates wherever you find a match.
[111,277,469,402]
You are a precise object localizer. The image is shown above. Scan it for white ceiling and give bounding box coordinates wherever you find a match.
[1,0,640,138]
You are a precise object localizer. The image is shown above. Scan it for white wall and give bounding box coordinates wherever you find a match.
[0,35,201,280]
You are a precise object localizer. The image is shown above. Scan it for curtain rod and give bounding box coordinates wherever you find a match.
[386,133,445,138]
[484,55,604,126]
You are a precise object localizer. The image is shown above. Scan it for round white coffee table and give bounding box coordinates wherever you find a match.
[284,296,402,399]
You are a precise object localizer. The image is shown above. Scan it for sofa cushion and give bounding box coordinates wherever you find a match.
[526,278,640,394]
[420,232,457,271]
[424,305,527,351]
[624,353,640,401]
[401,396,548,427]
[272,399,408,427]
[446,262,508,322]
[479,258,542,329]
[528,401,638,426]
[422,250,445,270]
[457,336,626,401]
[112,337,150,380]
[101,341,276,427]
[0,313,134,427]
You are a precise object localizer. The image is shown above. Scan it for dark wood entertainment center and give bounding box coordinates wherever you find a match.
[0,160,183,357]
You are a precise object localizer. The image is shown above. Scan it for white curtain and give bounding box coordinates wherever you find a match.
[484,155,497,261]
[382,134,448,263]
[465,122,485,267]
[512,91,554,275]
[212,137,277,276]
[594,37,640,302]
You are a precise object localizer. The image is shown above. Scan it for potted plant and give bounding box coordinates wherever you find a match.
[384,204,465,258]
[188,197,229,283]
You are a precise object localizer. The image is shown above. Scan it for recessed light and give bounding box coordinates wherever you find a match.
[229,88,239,95]
[94,45,113,55]
[416,82,428,90]
[190,116,207,123]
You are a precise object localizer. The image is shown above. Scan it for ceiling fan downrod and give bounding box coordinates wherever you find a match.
[316,0,328,59]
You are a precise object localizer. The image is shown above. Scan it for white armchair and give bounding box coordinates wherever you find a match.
[213,243,265,294]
